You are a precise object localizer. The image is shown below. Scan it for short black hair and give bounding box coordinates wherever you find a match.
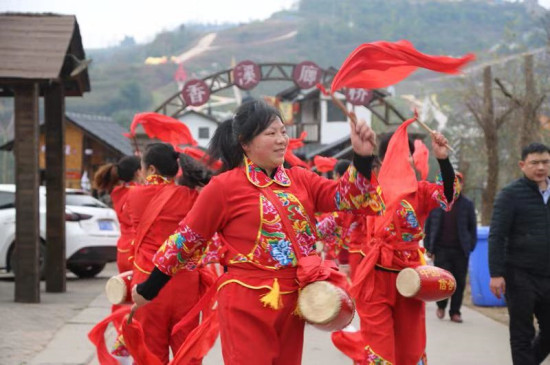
[334,159,351,176]
[521,143,550,160]
[378,133,415,160]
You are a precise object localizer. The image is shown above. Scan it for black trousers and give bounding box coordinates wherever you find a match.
[433,246,468,316]
[505,267,550,365]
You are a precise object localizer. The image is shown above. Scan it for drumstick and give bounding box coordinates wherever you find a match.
[127,305,137,324]
[414,119,454,152]
[330,94,377,148]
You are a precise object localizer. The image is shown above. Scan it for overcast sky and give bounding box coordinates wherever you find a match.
[0,0,297,49]
[1,0,548,49]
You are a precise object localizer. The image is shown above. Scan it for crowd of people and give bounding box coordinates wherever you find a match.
[89,98,549,365]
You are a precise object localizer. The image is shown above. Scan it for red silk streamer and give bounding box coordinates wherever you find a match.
[121,315,163,365]
[331,40,475,92]
[285,132,309,168]
[413,139,430,181]
[313,155,338,173]
[170,311,220,365]
[88,306,131,365]
[331,330,365,363]
[125,112,198,147]
[374,114,419,234]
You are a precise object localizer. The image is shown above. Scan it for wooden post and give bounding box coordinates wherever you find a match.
[14,83,40,303]
[45,82,66,292]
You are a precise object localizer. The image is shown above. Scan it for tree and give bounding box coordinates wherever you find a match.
[465,66,517,225]
[494,54,546,149]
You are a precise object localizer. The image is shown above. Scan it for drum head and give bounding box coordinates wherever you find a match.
[105,276,127,305]
[396,268,421,298]
[298,281,341,325]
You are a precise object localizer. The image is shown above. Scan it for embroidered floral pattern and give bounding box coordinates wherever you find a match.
[245,157,290,187]
[365,345,392,365]
[154,224,208,274]
[336,165,385,214]
[433,172,461,211]
[145,174,174,185]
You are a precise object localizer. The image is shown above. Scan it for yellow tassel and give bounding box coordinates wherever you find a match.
[418,249,427,266]
[260,278,283,310]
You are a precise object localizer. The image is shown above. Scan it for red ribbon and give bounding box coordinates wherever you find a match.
[296,255,349,290]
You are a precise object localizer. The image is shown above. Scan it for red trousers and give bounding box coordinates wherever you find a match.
[356,269,426,365]
[217,283,305,365]
[132,270,202,365]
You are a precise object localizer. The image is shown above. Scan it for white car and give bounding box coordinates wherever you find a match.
[0,184,120,278]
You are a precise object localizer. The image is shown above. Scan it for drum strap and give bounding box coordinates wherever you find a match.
[258,186,306,260]
[258,185,348,290]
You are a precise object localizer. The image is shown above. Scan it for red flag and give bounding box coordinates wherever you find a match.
[331,40,475,92]
[179,146,223,170]
[375,115,419,234]
[126,112,197,147]
[313,155,338,173]
[285,131,309,168]
[413,139,430,181]
[288,131,307,150]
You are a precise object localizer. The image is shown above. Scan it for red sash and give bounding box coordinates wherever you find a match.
[133,186,179,274]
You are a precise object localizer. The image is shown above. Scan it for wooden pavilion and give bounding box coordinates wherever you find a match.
[0,13,90,302]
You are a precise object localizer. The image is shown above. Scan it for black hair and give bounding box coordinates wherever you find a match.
[117,156,141,182]
[378,133,415,160]
[177,153,213,188]
[142,143,179,177]
[207,99,283,172]
[93,155,140,192]
[334,159,351,177]
[521,142,550,160]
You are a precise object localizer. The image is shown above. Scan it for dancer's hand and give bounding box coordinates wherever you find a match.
[131,285,150,309]
[350,114,376,156]
[431,132,449,159]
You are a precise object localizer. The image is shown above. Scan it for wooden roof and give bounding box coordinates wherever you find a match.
[0,13,90,96]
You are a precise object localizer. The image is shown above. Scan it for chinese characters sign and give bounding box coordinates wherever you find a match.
[233,60,261,90]
[182,79,210,106]
[345,88,373,106]
[293,61,322,89]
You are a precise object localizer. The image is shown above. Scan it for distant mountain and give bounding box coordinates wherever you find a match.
[67,0,547,127]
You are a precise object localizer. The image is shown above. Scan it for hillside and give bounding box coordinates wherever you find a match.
[65,0,547,127]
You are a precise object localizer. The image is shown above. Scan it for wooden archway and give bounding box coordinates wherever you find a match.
[154,62,406,125]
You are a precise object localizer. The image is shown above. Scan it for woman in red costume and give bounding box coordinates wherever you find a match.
[126,144,212,364]
[132,99,385,365]
[94,156,142,273]
[351,119,460,365]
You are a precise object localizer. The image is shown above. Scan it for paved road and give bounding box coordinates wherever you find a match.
[2,263,550,365]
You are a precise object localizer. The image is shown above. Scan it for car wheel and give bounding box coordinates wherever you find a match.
[8,241,46,279]
[67,263,106,278]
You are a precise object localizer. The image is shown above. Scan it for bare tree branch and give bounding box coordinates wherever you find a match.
[494,78,522,107]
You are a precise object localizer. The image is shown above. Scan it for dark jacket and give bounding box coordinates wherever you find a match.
[425,194,477,257]
[488,176,550,277]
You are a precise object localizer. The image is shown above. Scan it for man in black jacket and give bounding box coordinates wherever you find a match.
[489,142,550,365]
[425,173,477,323]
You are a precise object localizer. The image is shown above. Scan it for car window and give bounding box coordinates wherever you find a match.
[0,191,15,209]
[66,194,108,208]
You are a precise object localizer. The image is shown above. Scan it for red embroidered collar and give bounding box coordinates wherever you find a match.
[244,157,290,188]
[145,175,174,185]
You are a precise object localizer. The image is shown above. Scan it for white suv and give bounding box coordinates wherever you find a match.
[0,184,120,278]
